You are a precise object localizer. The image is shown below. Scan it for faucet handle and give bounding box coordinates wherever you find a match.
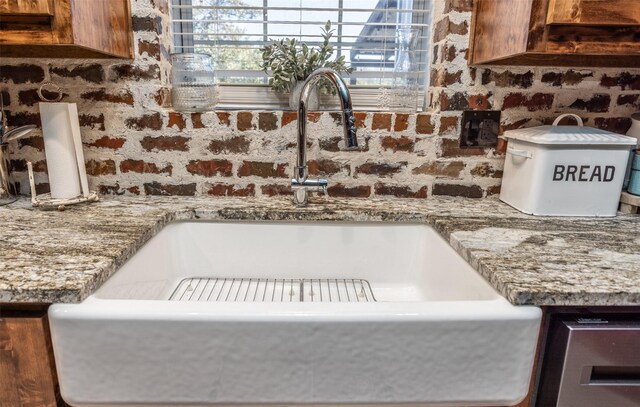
[291,178,328,206]
[291,178,328,191]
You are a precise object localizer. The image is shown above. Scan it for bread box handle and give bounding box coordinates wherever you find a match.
[507,147,532,159]
[552,114,584,127]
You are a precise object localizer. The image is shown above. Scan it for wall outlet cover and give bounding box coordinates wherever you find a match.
[460,110,501,148]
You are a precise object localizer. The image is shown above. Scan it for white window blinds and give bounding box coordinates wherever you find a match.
[171,0,432,110]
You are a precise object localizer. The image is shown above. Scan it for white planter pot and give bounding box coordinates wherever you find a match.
[289,81,319,111]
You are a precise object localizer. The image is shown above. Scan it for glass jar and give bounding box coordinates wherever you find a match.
[391,28,420,112]
[171,53,216,112]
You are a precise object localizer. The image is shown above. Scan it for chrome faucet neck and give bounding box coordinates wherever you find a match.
[292,68,358,207]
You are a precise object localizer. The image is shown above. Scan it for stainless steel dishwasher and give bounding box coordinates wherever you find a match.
[537,316,640,407]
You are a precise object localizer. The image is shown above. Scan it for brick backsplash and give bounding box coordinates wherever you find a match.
[0,0,638,199]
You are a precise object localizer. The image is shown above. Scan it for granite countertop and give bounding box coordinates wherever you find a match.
[0,196,638,306]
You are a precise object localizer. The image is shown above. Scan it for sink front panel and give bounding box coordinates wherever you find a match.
[50,300,540,406]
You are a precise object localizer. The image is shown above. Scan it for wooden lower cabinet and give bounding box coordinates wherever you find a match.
[0,305,67,407]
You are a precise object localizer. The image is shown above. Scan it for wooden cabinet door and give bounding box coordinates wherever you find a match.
[0,0,65,47]
[0,0,53,16]
[0,0,132,58]
[547,0,640,26]
[0,315,58,407]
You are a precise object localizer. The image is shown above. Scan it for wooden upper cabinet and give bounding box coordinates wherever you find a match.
[0,0,133,58]
[469,0,640,67]
[547,0,640,26]
[0,0,53,16]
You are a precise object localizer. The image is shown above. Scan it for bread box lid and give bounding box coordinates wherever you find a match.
[503,114,638,146]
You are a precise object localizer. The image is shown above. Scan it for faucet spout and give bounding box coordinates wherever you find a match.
[293,68,358,206]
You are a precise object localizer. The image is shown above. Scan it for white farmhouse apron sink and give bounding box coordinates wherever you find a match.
[49,221,541,407]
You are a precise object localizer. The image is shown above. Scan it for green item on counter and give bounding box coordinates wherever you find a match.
[628,151,640,195]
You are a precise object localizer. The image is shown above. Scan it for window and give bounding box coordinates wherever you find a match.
[171,0,432,110]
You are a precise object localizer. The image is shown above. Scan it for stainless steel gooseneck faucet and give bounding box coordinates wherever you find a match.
[291,68,358,206]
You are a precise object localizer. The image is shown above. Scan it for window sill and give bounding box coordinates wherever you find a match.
[214,84,425,112]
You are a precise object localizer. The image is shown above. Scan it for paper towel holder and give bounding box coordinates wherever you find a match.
[27,160,98,210]
[27,83,99,211]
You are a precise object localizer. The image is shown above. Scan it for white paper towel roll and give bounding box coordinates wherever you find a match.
[39,102,82,199]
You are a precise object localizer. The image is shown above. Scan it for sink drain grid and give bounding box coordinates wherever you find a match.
[169,278,376,303]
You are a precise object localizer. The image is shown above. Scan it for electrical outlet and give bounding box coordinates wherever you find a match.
[460,110,501,148]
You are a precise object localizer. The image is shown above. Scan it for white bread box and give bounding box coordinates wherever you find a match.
[500,114,637,217]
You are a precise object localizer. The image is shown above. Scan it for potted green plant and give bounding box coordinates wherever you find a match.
[260,21,352,110]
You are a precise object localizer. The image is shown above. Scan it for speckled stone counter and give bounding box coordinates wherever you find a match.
[0,196,638,306]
